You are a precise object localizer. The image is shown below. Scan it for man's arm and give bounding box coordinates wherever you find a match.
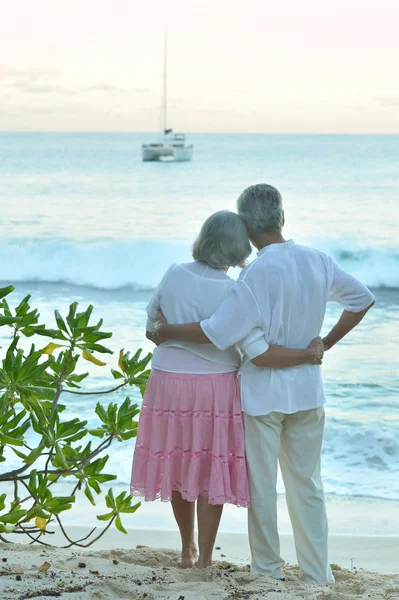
[251,338,324,367]
[156,319,324,366]
[324,257,375,351]
[322,301,374,351]
[156,280,262,349]
[157,322,210,344]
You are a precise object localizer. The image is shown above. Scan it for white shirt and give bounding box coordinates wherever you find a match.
[146,261,265,374]
[201,240,375,416]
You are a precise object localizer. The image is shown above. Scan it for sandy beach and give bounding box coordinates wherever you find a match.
[1,528,399,600]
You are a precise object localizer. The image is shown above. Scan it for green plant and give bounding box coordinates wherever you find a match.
[0,285,151,548]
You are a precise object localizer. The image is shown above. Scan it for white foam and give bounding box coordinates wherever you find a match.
[1,238,398,290]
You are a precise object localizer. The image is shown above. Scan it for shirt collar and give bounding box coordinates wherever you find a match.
[256,239,295,257]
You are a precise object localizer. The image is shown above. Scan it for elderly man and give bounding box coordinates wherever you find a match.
[155,184,375,583]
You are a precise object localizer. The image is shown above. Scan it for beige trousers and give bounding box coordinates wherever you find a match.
[243,407,334,583]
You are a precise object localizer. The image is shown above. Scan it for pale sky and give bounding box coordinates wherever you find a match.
[0,0,398,133]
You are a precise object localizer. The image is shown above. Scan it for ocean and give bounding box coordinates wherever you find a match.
[0,132,398,533]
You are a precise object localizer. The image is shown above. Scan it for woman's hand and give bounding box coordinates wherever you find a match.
[152,310,168,345]
[307,337,324,364]
[156,309,167,325]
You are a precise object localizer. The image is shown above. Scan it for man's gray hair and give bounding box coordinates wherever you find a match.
[237,183,283,236]
[192,210,251,269]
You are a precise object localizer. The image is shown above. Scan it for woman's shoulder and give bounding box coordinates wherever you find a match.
[180,261,233,282]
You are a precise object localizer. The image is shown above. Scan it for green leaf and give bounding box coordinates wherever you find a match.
[0,316,20,326]
[24,444,45,465]
[119,431,138,441]
[32,507,50,519]
[105,489,116,510]
[115,515,128,534]
[95,403,109,424]
[54,310,69,334]
[66,302,78,330]
[84,485,96,506]
[120,502,141,514]
[0,509,27,524]
[111,369,125,380]
[80,343,113,355]
[88,478,101,495]
[33,327,68,341]
[10,447,28,461]
[91,474,116,484]
[0,432,24,446]
[0,285,14,300]
[97,511,114,521]
[87,428,107,438]
[43,496,75,515]
[75,305,94,329]
[81,330,112,343]
[54,445,69,470]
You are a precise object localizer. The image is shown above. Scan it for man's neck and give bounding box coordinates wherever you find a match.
[252,231,286,251]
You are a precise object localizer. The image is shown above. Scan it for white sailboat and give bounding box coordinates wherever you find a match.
[142,35,193,162]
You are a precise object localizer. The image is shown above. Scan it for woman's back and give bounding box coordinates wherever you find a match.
[147,261,242,372]
[159,262,233,322]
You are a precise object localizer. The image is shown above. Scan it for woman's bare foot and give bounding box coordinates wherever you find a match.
[195,557,212,569]
[179,546,198,569]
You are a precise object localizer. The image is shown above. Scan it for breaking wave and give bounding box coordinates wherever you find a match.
[0,238,398,291]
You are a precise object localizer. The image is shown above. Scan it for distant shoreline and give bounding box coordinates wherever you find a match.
[1,131,399,136]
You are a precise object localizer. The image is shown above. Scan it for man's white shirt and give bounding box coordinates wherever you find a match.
[201,240,375,416]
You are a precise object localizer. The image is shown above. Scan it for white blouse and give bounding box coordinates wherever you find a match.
[146,261,263,374]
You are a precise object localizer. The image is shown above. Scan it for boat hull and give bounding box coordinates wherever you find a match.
[142,144,193,162]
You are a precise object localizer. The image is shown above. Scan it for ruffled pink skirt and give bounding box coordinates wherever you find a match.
[130,369,250,507]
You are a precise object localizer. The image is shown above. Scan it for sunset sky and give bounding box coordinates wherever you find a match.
[0,0,398,133]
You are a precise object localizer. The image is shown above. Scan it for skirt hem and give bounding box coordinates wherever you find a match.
[130,484,250,508]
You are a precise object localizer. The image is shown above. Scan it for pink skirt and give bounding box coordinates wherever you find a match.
[130,369,250,507]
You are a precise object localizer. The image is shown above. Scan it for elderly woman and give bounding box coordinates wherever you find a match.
[131,210,323,569]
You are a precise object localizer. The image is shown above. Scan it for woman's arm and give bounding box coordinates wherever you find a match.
[251,338,324,368]
[145,264,178,341]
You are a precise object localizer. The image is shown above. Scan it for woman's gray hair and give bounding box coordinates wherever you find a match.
[192,210,251,269]
[237,183,283,236]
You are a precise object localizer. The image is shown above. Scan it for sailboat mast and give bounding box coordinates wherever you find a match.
[163,31,167,142]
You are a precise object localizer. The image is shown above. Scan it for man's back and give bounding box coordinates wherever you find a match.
[202,239,374,416]
[241,241,331,348]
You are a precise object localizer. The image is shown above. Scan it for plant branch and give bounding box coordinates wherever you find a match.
[63,382,128,396]
[50,345,75,419]
[18,524,53,547]
[13,479,19,505]
[55,513,116,548]
[0,462,33,482]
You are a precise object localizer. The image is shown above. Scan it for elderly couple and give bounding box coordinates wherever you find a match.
[131,183,374,582]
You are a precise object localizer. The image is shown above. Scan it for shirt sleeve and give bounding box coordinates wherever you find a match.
[239,327,270,359]
[200,280,262,350]
[146,316,156,333]
[146,264,177,329]
[327,258,375,312]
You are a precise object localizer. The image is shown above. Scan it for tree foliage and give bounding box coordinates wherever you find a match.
[0,285,151,547]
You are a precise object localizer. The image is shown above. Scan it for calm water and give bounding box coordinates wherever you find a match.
[0,133,398,512]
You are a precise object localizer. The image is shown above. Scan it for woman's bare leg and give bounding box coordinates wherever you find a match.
[171,491,197,568]
[196,496,223,568]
